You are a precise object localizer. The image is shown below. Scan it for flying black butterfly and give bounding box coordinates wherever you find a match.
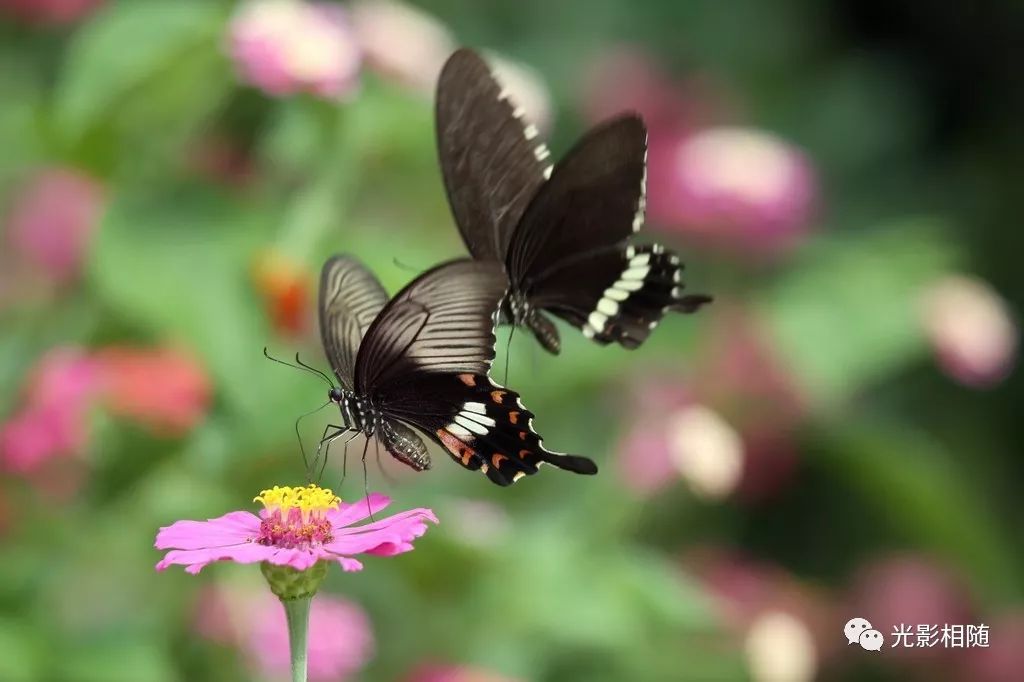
[435,48,711,354]
[311,254,597,486]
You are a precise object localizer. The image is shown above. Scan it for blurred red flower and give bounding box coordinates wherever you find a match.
[228,0,362,100]
[96,346,211,435]
[0,0,103,24]
[5,168,105,285]
[252,250,312,336]
[0,344,210,477]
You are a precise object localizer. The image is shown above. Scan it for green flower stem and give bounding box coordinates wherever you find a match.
[282,595,311,682]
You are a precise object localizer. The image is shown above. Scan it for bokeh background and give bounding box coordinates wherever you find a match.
[1,1,1021,681]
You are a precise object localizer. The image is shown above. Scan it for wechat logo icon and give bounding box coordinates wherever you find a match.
[845,617,884,651]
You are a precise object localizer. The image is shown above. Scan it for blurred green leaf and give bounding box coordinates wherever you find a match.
[55,1,227,142]
[761,221,959,409]
[0,619,39,682]
[815,419,1021,599]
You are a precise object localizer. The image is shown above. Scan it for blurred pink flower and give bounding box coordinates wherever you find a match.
[95,346,211,435]
[959,612,1024,682]
[616,308,803,501]
[195,582,375,681]
[647,127,816,257]
[5,168,105,284]
[847,554,974,664]
[918,275,1017,388]
[0,347,101,473]
[685,548,835,682]
[156,486,438,574]
[350,0,454,95]
[250,590,373,681]
[406,663,525,682]
[580,47,723,135]
[228,0,361,99]
[0,0,103,24]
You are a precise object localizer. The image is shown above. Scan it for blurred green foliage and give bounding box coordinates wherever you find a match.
[1,1,1021,681]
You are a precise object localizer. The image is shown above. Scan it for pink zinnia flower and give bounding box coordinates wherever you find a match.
[6,168,105,284]
[918,274,1017,388]
[0,0,103,24]
[155,484,437,575]
[228,0,362,99]
[95,346,211,435]
[647,127,817,257]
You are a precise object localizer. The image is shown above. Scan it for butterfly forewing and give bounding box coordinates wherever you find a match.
[507,115,647,285]
[436,48,551,262]
[318,255,389,388]
[354,259,507,395]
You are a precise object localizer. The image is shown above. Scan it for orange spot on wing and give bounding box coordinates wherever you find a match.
[436,428,477,466]
[491,453,507,468]
[490,390,506,403]
[519,431,527,440]
[508,411,519,424]
[457,373,476,387]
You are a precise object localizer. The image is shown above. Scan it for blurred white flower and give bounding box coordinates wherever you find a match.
[350,0,454,95]
[744,610,817,682]
[919,275,1017,387]
[666,404,744,499]
[228,0,361,99]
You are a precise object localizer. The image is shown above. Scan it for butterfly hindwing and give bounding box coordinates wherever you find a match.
[436,48,551,262]
[383,372,597,486]
[319,255,389,387]
[530,244,712,348]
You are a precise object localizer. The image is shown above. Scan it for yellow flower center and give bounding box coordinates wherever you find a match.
[254,484,340,523]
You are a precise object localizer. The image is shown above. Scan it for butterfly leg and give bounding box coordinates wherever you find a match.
[358,436,374,521]
[317,427,358,483]
[313,424,347,476]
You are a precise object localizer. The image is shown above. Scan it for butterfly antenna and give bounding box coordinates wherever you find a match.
[263,347,335,389]
[295,401,331,478]
[295,352,336,387]
[392,257,420,273]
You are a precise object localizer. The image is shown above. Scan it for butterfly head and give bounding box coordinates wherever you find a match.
[328,386,344,403]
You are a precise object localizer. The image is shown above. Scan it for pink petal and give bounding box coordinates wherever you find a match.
[331,505,437,535]
[156,542,275,573]
[324,508,436,557]
[155,511,261,550]
[264,547,322,571]
[328,492,392,527]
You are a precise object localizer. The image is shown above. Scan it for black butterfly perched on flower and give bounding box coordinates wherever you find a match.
[435,48,711,354]
[313,254,597,486]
